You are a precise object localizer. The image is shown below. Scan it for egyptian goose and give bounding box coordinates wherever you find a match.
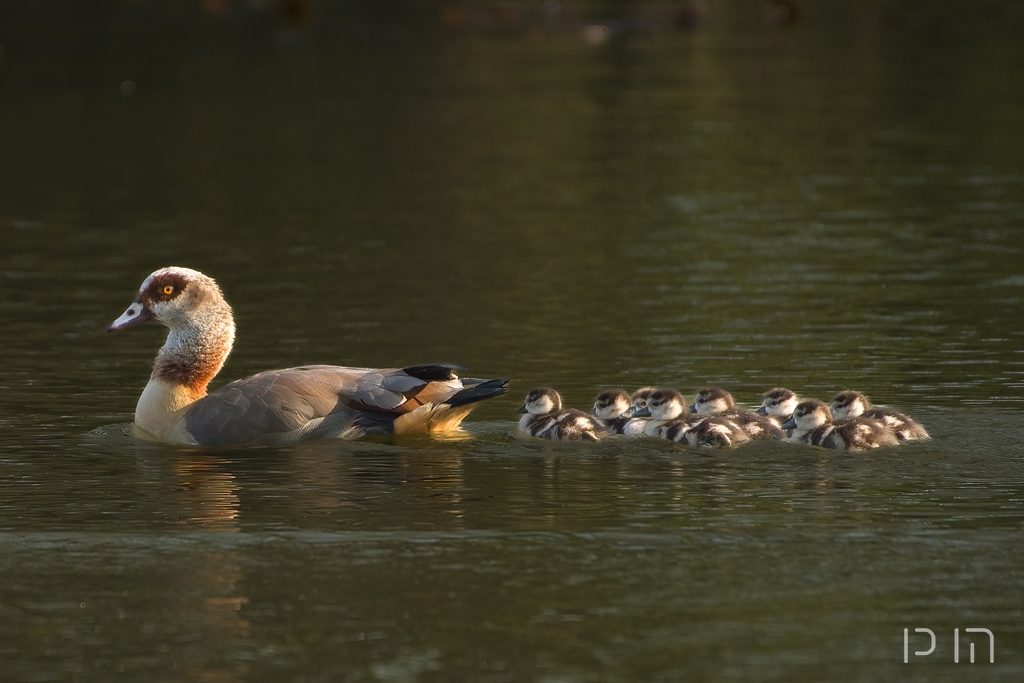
[782,399,900,451]
[592,389,647,436]
[691,386,784,440]
[629,386,657,414]
[633,388,748,448]
[108,267,508,446]
[754,387,801,436]
[829,391,929,441]
[754,387,800,423]
[516,388,606,441]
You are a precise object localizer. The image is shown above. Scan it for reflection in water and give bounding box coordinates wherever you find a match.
[117,449,249,682]
[134,450,242,531]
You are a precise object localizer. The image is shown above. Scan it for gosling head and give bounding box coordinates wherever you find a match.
[517,387,563,416]
[782,399,832,431]
[691,386,735,415]
[630,386,657,413]
[829,391,869,420]
[593,390,633,420]
[756,387,799,418]
[633,388,688,420]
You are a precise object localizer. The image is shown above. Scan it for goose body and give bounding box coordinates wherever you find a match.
[517,388,606,441]
[829,391,929,441]
[592,389,647,436]
[783,399,900,451]
[108,267,507,447]
[691,386,784,440]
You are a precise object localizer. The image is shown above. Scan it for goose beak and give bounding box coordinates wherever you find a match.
[515,405,528,414]
[781,418,797,430]
[687,403,697,413]
[108,297,153,332]
[631,406,651,418]
[754,406,768,416]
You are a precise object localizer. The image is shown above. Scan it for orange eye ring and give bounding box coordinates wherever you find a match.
[162,285,174,295]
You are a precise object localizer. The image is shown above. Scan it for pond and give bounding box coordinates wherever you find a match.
[2,1,1023,680]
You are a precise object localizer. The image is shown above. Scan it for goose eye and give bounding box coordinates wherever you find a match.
[162,285,174,295]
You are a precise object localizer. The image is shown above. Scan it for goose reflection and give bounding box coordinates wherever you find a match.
[129,445,249,682]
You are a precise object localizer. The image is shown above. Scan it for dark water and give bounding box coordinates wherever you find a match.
[2,1,1024,680]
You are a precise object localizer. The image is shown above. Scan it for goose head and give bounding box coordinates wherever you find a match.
[756,387,799,418]
[829,391,868,420]
[691,386,735,415]
[109,267,234,333]
[517,387,563,416]
[782,399,832,431]
[632,388,688,420]
[108,267,235,391]
[593,389,632,420]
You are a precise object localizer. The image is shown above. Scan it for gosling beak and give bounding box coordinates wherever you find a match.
[781,418,797,430]
[631,406,651,418]
[515,405,528,414]
[107,297,153,332]
[687,403,697,413]
[754,406,768,416]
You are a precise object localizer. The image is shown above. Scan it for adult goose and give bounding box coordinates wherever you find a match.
[108,267,508,447]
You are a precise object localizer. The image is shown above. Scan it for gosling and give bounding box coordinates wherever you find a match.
[691,386,785,440]
[592,389,647,436]
[754,387,800,422]
[783,399,899,451]
[517,388,606,441]
[634,388,749,448]
[630,386,658,414]
[829,391,929,441]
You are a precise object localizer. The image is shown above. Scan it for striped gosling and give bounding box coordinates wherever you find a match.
[634,388,749,448]
[592,389,647,436]
[691,386,785,440]
[783,399,899,451]
[829,391,929,441]
[517,388,606,441]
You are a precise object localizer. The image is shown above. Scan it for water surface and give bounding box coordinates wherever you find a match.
[2,2,1024,680]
